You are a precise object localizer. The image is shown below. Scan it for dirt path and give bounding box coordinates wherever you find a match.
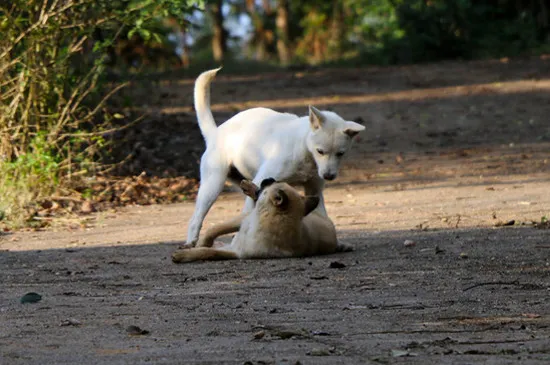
[1,58,550,364]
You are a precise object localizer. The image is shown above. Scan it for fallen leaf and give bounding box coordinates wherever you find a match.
[521,313,541,318]
[494,220,515,227]
[80,201,95,214]
[253,330,265,340]
[96,348,138,355]
[310,275,328,280]
[273,329,304,339]
[311,330,331,336]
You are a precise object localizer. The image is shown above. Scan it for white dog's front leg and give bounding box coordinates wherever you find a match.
[304,178,327,216]
[242,196,255,214]
[186,158,229,247]
[251,165,287,192]
[245,164,289,213]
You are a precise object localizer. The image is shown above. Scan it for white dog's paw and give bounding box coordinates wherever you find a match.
[178,241,197,250]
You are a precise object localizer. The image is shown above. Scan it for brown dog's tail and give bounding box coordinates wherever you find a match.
[172,247,238,263]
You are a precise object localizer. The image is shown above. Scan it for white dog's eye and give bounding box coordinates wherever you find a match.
[316,148,325,155]
[336,151,345,158]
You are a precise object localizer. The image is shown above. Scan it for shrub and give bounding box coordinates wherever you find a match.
[0,0,199,226]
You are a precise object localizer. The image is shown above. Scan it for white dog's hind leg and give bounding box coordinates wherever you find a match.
[186,156,229,246]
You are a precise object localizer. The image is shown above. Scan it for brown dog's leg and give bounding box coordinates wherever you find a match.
[336,240,355,252]
[196,215,245,247]
[172,247,239,263]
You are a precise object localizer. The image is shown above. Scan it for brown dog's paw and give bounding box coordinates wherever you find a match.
[337,241,355,252]
[172,250,189,263]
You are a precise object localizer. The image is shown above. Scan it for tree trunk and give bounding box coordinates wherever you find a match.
[328,0,344,60]
[180,28,191,69]
[276,0,291,65]
[209,0,226,63]
[538,0,549,41]
[246,0,271,61]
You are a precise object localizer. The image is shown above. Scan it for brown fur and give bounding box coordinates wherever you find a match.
[172,180,353,263]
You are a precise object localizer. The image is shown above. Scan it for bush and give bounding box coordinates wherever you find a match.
[348,0,548,64]
[0,0,199,226]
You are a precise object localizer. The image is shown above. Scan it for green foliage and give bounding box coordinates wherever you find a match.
[231,0,549,66]
[0,0,201,226]
[0,135,61,227]
[346,0,548,64]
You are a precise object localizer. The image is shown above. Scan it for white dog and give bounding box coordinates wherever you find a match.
[185,68,365,246]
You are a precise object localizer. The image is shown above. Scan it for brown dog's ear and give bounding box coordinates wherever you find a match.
[271,189,288,209]
[240,180,260,201]
[304,196,320,216]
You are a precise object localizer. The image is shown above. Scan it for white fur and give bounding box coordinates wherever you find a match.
[185,68,365,246]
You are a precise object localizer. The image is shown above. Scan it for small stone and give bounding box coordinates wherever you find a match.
[20,292,42,304]
[60,319,81,327]
[391,349,418,357]
[126,325,149,336]
[308,348,330,356]
[459,252,469,259]
[253,330,265,340]
[404,240,416,247]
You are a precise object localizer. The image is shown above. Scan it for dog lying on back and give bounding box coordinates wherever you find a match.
[172,179,353,263]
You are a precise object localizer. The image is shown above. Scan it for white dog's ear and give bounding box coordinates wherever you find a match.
[343,121,365,138]
[309,106,325,130]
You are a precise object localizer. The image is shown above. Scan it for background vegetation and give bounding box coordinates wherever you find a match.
[1,0,549,227]
[137,0,550,68]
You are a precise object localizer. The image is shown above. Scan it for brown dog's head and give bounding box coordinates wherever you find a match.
[240,179,319,217]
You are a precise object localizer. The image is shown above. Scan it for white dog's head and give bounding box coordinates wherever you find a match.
[306,106,365,181]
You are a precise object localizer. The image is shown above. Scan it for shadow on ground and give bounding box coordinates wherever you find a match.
[2,226,549,364]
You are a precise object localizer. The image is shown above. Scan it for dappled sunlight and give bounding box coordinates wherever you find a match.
[159,78,550,115]
[338,141,550,187]
[323,174,550,232]
[4,169,548,253]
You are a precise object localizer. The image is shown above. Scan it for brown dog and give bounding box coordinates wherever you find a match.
[172,179,352,263]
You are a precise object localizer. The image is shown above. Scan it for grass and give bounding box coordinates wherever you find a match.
[0,136,60,227]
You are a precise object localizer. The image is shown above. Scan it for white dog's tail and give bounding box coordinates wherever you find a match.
[194,68,221,143]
